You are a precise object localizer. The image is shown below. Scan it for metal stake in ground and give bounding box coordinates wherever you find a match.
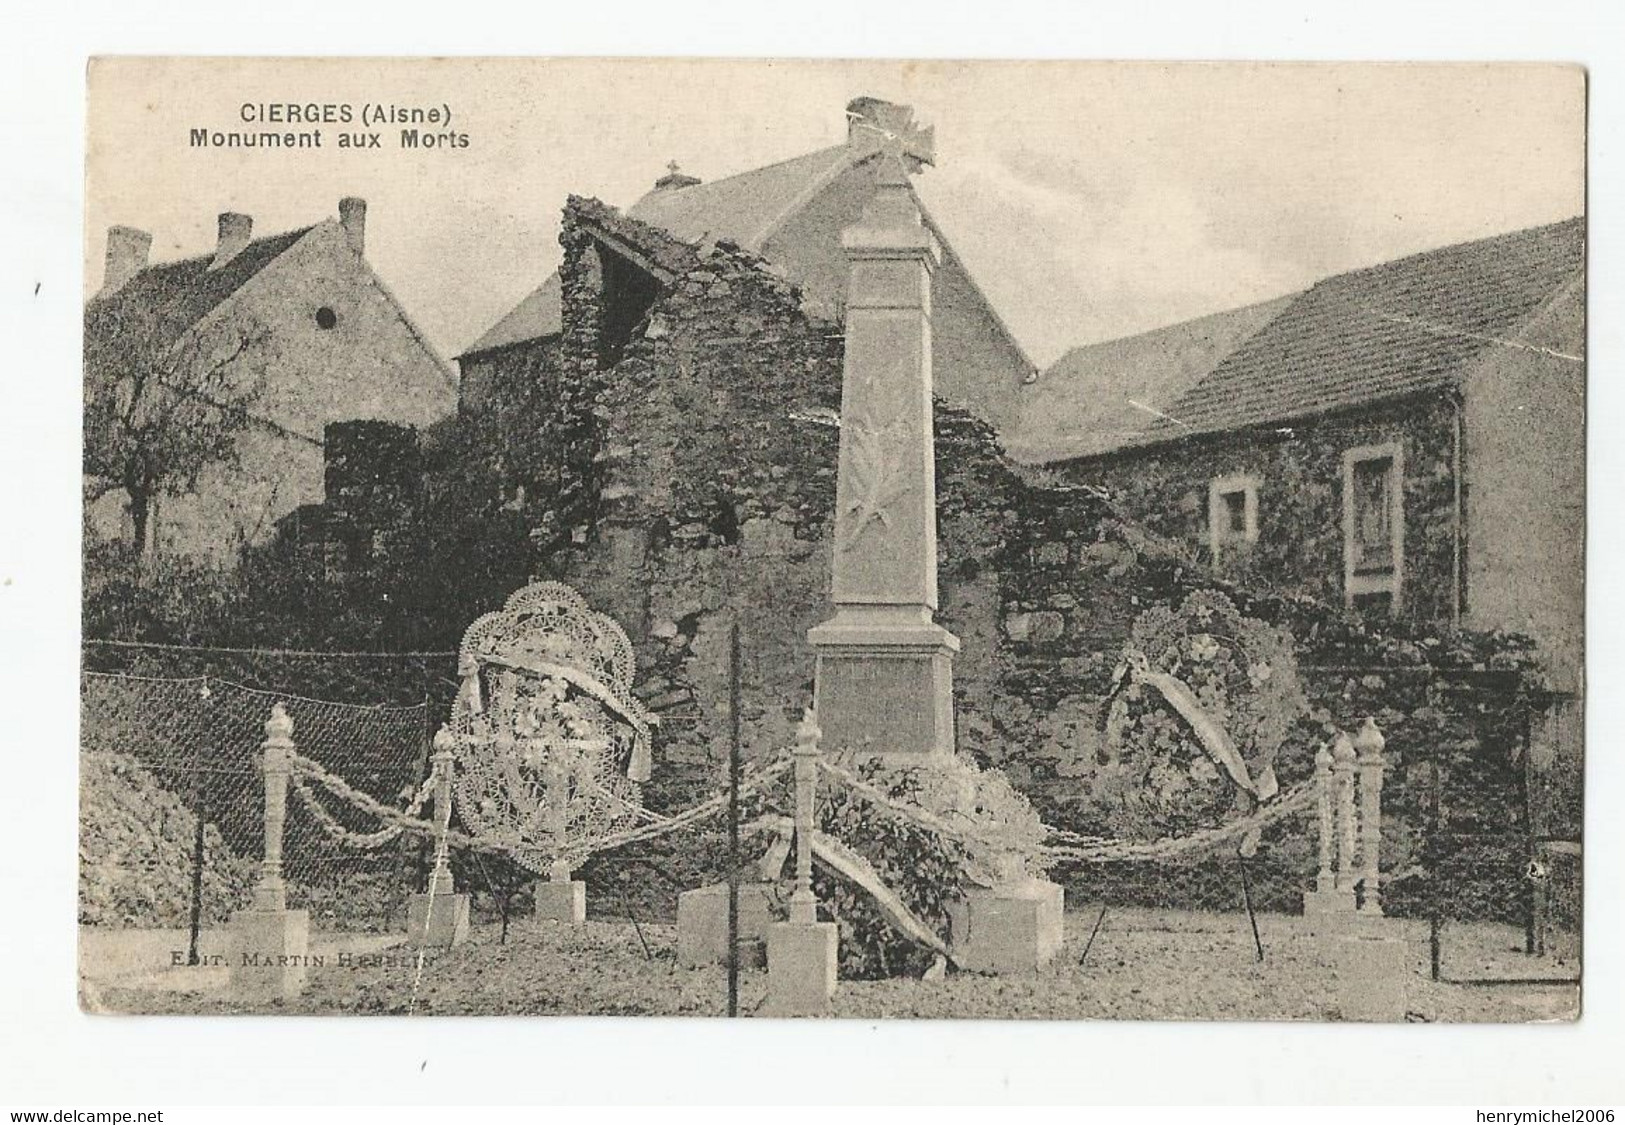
[186,678,213,966]
[727,622,742,1018]
[1428,761,1444,982]
[1237,850,1264,962]
[187,761,207,966]
[1078,903,1109,967]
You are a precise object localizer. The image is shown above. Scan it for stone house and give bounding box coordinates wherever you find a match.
[83,198,455,563]
[1032,218,1585,695]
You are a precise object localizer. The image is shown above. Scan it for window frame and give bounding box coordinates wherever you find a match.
[1207,472,1260,561]
[1341,440,1405,613]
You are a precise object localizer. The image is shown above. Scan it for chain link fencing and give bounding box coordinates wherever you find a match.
[80,642,1580,989]
[80,670,433,947]
[1421,689,1581,985]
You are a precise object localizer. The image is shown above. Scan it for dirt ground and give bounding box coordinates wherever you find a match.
[83,907,1579,1021]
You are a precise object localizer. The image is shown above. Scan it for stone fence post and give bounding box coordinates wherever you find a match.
[254,704,294,912]
[1333,731,1358,896]
[789,709,821,925]
[1353,717,1387,916]
[1305,719,1401,1016]
[534,752,586,924]
[1305,726,1381,919]
[227,703,310,1001]
[1314,743,1335,895]
[766,709,839,1016]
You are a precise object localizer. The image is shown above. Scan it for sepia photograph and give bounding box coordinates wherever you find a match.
[71,56,1588,1025]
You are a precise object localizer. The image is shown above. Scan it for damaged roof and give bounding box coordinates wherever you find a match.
[460,145,860,359]
[457,135,1029,378]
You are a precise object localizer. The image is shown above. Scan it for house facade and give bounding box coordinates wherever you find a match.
[83,198,455,563]
[1039,218,1585,693]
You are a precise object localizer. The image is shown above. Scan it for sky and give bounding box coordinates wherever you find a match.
[85,58,1585,368]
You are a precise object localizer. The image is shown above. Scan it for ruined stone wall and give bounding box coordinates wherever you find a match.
[321,420,422,595]
[543,199,845,795]
[992,480,1542,915]
[1052,390,1463,631]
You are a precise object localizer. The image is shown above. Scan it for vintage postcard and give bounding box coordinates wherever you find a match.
[79,57,1584,1020]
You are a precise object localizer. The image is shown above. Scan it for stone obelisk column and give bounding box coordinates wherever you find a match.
[807,143,959,760]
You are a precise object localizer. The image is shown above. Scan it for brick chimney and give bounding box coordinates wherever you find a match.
[209,212,253,271]
[101,225,152,294]
[845,96,935,165]
[653,161,701,192]
[339,196,367,256]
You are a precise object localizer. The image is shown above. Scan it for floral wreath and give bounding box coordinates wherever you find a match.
[1100,590,1308,836]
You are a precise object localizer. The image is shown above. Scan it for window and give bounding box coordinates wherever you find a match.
[1207,474,1259,560]
[1342,442,1404,612]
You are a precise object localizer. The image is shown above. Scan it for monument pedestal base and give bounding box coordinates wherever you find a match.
[227,908,310,1002]
[1332,930,1409,1021]
[765,921,839,1017]
[1305,889,1386,939]
[533,879,586,924]
[949,880,1065,974]
[407,892,470,949]
[676,882,775,968]
[808,608,959,759]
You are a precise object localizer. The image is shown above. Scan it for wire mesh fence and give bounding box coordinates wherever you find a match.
[1422,699,1583,985]
[80,671,433,945]
[79,640,1580,990]
[82,638,461,708]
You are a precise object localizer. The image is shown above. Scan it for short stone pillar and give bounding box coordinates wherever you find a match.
[766,710,838,1016]
[1333,931,1409,1021]
[227,704,311,1001]
[1353,717,1387,916]
[407,731,470,949]
[676,882,776,969]
[950,879,1065,974]
[533,863,587,924]
[1304,732,1359,918]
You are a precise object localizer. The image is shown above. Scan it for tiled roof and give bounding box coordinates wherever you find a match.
[1011,294,1296,463]
[458,146,857,360]
[84,228,313,353]
[1145,217,1586,441]
[625,144,853,251]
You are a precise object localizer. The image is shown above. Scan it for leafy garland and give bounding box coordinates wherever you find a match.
[745,751,1053,979]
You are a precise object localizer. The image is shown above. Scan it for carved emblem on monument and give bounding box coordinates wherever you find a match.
[840,417,914,551]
